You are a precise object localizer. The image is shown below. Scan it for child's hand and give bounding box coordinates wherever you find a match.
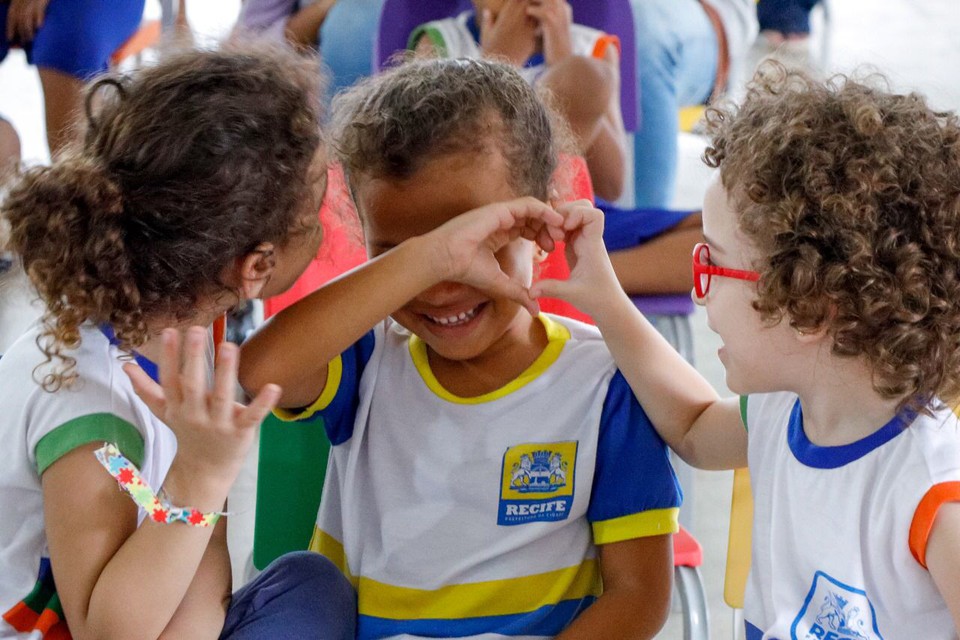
[5,0,50,44]
[526,0,573,65]
[480,0,539,67]
[124,327,281,487]
[429,196,564,315]
[530,200,622,315]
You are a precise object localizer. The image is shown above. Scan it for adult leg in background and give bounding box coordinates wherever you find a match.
[26,0,145,155]
[630,0,717,208]
[319,0,385,97]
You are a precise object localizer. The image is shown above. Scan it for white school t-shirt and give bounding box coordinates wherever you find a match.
[743,392,960,640]
[0,325,176,639]
[279,314,682,639]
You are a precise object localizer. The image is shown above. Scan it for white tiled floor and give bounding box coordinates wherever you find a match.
[3,2,960,638]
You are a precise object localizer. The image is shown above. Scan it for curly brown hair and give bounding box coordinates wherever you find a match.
[704,62,960,411]
[1,42,324,390]
[330,57,560,201]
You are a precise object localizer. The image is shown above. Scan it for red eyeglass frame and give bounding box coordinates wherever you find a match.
[692,242,760,298]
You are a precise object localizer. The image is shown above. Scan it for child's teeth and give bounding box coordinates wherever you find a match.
[430,306,479,326]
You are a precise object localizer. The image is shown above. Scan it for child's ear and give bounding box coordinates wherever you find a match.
[791,312,833,344]
[237,242,277,300]
[794,324,829,344]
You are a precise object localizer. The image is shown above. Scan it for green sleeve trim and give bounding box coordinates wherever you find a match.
[739,396,749,432]
[35,413,144,475]
[407,25,448,56]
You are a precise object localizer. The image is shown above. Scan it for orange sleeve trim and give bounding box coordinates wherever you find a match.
[2,601,39,632]
[909,481,960,568]
[591,34,620,60]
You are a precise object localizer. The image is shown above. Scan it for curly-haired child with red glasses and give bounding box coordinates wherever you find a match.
[536,62,960,638]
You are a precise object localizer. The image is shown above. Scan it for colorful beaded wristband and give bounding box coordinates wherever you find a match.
[94,443,224,527]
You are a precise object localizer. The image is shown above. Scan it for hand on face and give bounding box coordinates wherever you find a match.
[123,327,281,487]
[530,200,621,316]
[427,196,564,315]
[479,0,539,66]
[525,0,573,65]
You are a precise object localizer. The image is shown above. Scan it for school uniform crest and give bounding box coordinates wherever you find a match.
[498,442,577,525]
[791,572,883,640]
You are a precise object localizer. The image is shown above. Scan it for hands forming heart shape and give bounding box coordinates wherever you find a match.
[428,197,615,318]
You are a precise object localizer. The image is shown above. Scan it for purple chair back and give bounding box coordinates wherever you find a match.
[373,0,637,131]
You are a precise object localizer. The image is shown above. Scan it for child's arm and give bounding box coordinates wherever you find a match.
[533,202,747,469]
[239,197,563,408]
[924,502,960,628]
[556,536,672,639]
[528,0,626,201]
[42,329,277,640]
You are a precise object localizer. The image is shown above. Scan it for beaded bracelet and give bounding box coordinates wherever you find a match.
[94,443,224,527]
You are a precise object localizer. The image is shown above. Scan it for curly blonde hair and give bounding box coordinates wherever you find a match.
[704,62,960,411]
[1,43,324,390]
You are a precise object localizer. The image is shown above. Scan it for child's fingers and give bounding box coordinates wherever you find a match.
[123,362,167,419]
[210,342,239,423]
[530,277,568,301]
[180,326,209,414]
[503,196,564,229]
[486,270,539,316]
[158,328,183,407]
[237,383,282,432]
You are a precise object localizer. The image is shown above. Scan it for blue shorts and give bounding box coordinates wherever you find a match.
[0,0,145,80]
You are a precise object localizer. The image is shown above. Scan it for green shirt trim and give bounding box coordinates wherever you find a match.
[35,413,144,475]
[739,396,749,431]
[407,25,448,56]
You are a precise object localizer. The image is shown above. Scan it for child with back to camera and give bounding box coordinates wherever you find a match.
[0,44,356,639]
[239,57,681,639]
[410,0,627,202]
[533,63,960,637]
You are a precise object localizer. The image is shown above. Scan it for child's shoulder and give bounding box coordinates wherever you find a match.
[0,325,148,439]
[899,404,960,472]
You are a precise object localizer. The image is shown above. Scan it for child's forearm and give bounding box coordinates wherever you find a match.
[159,521,232,639]
[239,235,443,407]
[556,536,672,640]
[591,291,721,458]
[44,449,233,640]
[556,588,669,640]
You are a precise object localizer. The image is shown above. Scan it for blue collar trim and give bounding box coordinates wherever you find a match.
[466,11,545,68]
[787,399,915,469]
[100,324,159,383]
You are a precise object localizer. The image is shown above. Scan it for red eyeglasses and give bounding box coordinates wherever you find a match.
[692,242,760,298]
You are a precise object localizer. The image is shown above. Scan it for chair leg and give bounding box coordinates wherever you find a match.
[674,565,709,640]
[733,607,745,640]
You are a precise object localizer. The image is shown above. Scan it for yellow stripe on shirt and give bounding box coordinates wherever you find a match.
[592,507,679,545]
[309,524,601,620]
[408,314,570,405]
[273,355,343,422]
[358,559,600,620]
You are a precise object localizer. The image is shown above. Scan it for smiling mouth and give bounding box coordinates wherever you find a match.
[424,304,483,327]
